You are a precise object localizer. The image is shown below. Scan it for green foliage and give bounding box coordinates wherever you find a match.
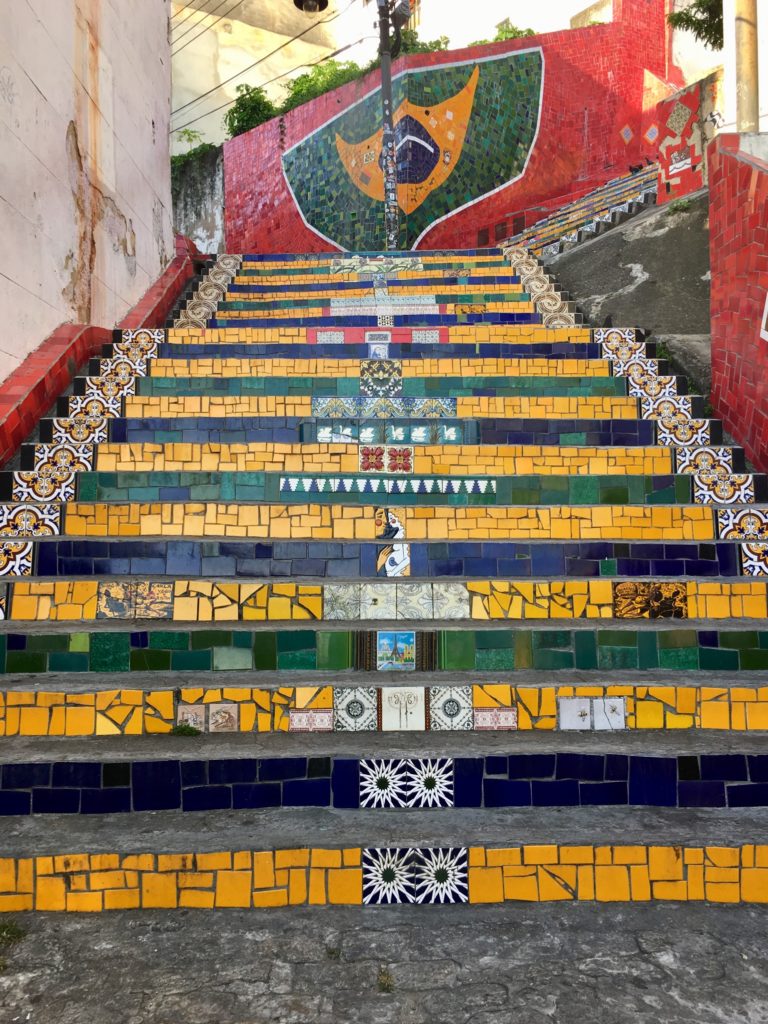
[223,84,277,139]
[223,31,452,137]
[469,21,535,46]
[667,0,723,50]
[177,127,204,148]
[171,141,220,197]
[668,197,692,213]
[376,966,395,993]
[170,722,202,736]
[280,60,367,116]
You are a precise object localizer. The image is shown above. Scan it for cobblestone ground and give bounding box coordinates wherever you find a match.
[2,905,768,1024]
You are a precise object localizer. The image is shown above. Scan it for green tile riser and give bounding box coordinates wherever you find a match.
[73,472,692,506]
[216,291,529,311]
[137,376,628,398]
[4,629,768,674]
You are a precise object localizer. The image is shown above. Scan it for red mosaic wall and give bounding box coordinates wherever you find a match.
[224,0,681,253]
[709,135,768,472]
[655,72,723,203]
[0,235,203,467]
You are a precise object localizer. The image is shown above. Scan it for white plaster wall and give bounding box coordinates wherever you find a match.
[0,0,175,382]
[721,0,768,133]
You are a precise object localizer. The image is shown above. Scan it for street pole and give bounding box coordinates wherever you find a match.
[377,0,400,250]
[735,0,759,132]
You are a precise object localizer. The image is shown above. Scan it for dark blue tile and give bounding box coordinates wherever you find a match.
[579,781,627,805]
[556,753,605,781]
[81,788,132,814]
[727,783,768,807]
[51,762,101,788]
[628,756,677,806]
[182,786,233,811]
[232,783,282,808]
[531,780,580,806]
[748,755,768,782]
[483,778,531,807]
[700,754,748,781]
[283,779,331,807]
[180,760,207,787]
[259,757,307,781]
[453,758,483,807]
[208,759,258,784]
[331,760,359,808]
[678,781,726,807]
[507,754,555,779]
[2,763,51,788]
[132,760,181,811]
[32,788,81,813]
[484,756,508,775]
[605,754,629,780]
[0,790,31,815]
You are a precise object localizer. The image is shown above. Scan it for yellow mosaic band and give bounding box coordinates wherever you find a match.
[6,579,768,622]
[221,283,530,300]
[166,325,594,346]
[0,683,764,737]
[62,502,716,540]
[93,442,672,476]
[123,395,638,419]
[1,845,766,911]
[219,301,535,321]
[147,357,614,379]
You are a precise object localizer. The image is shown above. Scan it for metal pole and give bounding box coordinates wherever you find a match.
[377,0,400,250]
[735,0,759,132]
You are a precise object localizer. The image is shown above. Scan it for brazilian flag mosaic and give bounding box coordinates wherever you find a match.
[282,49,544,251]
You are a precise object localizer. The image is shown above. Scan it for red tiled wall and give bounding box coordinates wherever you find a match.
[0,234,203,467]
[709,135,768,471]
[655,72,723,203]
[224,0,679,253]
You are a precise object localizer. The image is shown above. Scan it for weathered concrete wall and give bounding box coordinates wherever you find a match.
[547,190,711,336]
[171,146,224,254]
[0,0,175,383]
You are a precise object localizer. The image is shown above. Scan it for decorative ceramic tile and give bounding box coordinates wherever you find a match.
[396,583,433,619]
[405,759,454,807]
[595,327,641,362]
[115,327,163,364]
[412,848,468,904]
[412,330,440,344]
[741,543,768,576]
[432,583,471,619]
[51,416,109,445]
[675,446,733,476]
[209,703,239,733]
[360,360,403,398]
[360,446,385,472]
[324,584,361,620]
[12,470,76,502]
[627,371,678,400]
[365,330,392,345]
[377,632,416,672]
[613,581,687,619]
[68,393,122,419]
[333,687,378,731]
[593,697,627,731]
[429,686,473,730]
[135,582,174,619]
[359,759,409,807]
[368,343,390,359]
[666,99,692,135]
[558,697,592,730]
[386,447,413,473]
[361,584,397,620]
[641,395,693,420]
[473,707,518,730]
[655,417,711,447]
[718,508,768,541]
[0,504,60,537]
[362,848,415,904]
[376,542,411,578]
[375,508,406,540]
[177,704,205,731]
[32,442,94,474]
[97,581,135,619]
[316,331,345,344]
[693,473,755,505]
[288,708,333,731]
[0,540,33,577]
[381,687,425,730]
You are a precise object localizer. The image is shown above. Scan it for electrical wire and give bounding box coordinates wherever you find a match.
[171,0,240,51]
[171,33,376,133]
[171,0,215,34]
[171,0,361,116]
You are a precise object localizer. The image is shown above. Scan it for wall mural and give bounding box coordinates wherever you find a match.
[281,50,544,251]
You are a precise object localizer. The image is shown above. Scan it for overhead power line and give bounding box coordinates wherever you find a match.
[171,0,215,34]
[172,0,241,52]
[171,32,375,133]
[171,0,360,116]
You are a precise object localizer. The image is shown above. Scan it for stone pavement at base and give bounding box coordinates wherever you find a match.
[2,904,768,1024]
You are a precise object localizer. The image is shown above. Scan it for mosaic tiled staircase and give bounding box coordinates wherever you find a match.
[3,246,768,912]
[506,165,658,260]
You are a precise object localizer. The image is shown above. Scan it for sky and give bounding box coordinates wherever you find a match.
[416,0,600,48]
